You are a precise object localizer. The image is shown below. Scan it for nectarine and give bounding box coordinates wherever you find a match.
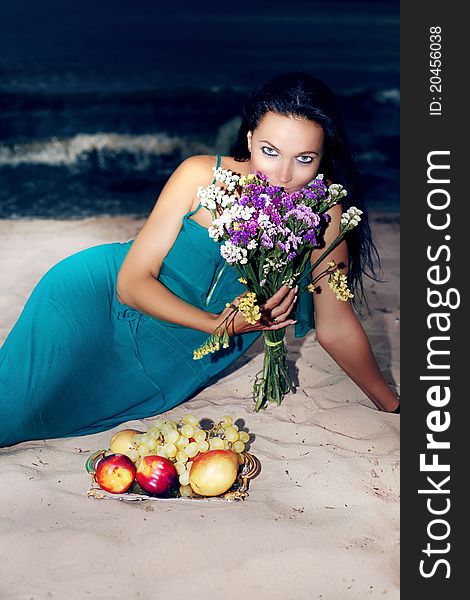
[136,455,178,496]
[95,454,136,494]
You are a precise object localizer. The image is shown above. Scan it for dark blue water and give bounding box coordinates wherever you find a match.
[0,1,399,218]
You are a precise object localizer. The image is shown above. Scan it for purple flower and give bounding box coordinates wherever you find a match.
[261,233,274,248]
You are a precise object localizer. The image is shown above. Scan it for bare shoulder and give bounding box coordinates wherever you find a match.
[180,154,250,179]
[179,154,218,184]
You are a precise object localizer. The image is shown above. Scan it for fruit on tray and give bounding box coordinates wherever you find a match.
[136,455,178,496]
[95,454,136,494]
[189,449,239,496]
[101,414,253,497]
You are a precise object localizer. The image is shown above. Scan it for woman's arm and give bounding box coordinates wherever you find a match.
[116,155,221,334]
[117,154,298,336]
[310,204,400,412]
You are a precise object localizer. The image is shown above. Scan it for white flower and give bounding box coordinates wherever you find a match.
[208,225,223,241]
[257,212,270,228]
[197,182,236,212]
[327,183,347,198]
[341,206,363,230]
[247,239,258,250]
[212,167,241,190]
[220,241,248,264]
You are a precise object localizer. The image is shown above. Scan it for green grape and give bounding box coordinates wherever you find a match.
[165,419,178,430]
[165,429,179,444]
[179,471,190,486]
[176,450,189,463]
[198,440,209,453]
[176,436,189,449]
[180,424,194,438]
[193,429,207,442]
[135,458,142,469]
[160,424,173,437]
[232,424,239,431]
[179,484,193,497]
[224,427,240,442]
[151,418,164,429]
[131,434,144,445]
[185,442,199,458]
[156,447,167,458]
[148,429,161,441]
[138,444,148,456]
[210,437,224,450]
[182,414,199,427]
[223,440,231,449]
[239,431,250,443]
[164,443,177,458]
[125,449,140,462]
[186,461,193,471]
[174,462,186,475]
[233,441,245,453]
[220,415,233,427]
[147,438,157,451]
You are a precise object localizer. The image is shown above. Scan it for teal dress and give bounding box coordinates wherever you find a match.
[0,154,314,447]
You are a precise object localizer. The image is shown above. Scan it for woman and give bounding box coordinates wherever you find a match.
[0,72,399,448]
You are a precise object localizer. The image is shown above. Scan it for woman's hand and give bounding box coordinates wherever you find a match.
[215,284,298,337]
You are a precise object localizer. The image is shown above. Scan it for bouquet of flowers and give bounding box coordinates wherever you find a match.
[193,166,362,411]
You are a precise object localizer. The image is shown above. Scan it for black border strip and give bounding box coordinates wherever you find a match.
[401,1,465,595]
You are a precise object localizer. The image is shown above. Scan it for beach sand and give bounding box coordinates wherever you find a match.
[0,215,400,600]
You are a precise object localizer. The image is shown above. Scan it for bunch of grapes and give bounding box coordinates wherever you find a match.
[123,414,250,497]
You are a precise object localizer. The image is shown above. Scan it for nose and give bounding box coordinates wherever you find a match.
[276,161,293,187]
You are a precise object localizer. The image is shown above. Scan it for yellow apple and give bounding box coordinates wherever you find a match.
[189,449,239,496]
[110,429,142,454]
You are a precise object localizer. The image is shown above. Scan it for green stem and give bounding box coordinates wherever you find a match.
[296,230,346,289]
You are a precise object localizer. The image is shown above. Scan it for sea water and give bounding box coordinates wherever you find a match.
[0,0,399,218]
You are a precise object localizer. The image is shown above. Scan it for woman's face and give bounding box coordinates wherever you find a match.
[247,111,325,192]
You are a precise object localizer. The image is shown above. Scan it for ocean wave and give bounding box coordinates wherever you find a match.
[373,88,400,105]
[0,133,211,167]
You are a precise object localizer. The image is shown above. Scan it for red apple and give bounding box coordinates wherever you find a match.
[95,453,136,494]
[136,455,178,496]
[189,449,239,496]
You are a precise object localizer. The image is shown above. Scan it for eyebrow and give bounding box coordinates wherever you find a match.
[259,140,320,156]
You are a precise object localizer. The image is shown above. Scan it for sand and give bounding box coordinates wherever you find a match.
[0,214,400,600]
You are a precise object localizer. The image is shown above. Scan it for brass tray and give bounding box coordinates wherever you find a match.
[85,449,261,502]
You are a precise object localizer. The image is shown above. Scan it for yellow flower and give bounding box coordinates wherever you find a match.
[238,292,261,325]
[328,269,354,302]
[238,277,247,284]
[233,222,241,231]
[193,311,234,360]
[239,173,258,187]
[307,283,317,293]
[327,260,336,268]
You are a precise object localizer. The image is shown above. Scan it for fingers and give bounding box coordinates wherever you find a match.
[259,319,296,332]
[270,287,297,322]
[263,284,294,311]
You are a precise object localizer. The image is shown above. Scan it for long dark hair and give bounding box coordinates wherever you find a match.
[230,72,382,311]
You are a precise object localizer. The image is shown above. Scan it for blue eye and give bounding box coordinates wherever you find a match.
[296,156,313,165]
[261,146,278,157]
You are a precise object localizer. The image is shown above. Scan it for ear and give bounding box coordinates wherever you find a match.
[247,131,252,151]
